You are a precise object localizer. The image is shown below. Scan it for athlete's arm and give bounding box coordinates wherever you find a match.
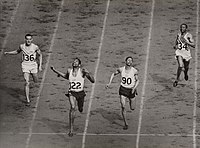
[36,48,42,71]
[4,46,22,55]
[186,34,195,48]
[173,35,179,49]
[132,71,139,91]
[82,68,95,83]
[106,68,121,88]
[50,66,69,79]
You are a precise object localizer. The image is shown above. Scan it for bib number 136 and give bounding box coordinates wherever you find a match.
[23,54,35,61]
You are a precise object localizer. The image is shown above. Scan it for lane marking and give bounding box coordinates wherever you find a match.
[25,0,65,148]
[136,0,155,148]
[0,0,21,60]
[1,132,199,137]
[193,0,199,148]
[81,0,110,148]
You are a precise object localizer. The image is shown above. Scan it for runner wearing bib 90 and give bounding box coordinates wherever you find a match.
[173,23,195,87]
[50,58,95,137]
[106,56,139,130]
[4,34,42,106]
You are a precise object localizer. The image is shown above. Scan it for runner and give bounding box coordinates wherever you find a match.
[173,23,195,87]
[4,34,42,106]
[106,56,139,130]
[50,57,95,136]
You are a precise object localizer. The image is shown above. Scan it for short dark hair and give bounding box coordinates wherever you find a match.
[74,57,81,65]
[25,34,33,39]
[125,56,133,62]
[180,23,188,29]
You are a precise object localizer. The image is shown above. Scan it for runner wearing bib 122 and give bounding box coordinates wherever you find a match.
[20,43,39,73]
[68,68,86,100]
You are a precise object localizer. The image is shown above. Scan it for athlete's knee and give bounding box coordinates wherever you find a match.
[32,74,38,83]
[178,66,184,71]
[70,106,76,112]
[25,81,30,86]
[121,105,125,111]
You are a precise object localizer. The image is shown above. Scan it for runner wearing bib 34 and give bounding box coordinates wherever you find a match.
[173,24,195,87]
[106,56,139,130]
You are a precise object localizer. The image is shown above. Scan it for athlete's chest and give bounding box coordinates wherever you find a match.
[22,45,36,55]
[69,69,83,81]
[122,68,135,77]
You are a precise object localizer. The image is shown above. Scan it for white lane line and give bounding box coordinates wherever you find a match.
[81,0,110,148]
[193,0,199,148]
[136,0,155,148]
[1,132,198,137]
[0,0,21,60]
[25,0,65,148]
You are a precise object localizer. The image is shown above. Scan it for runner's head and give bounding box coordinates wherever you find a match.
[72,57,81,68]
[125,56,133,66]
[180,23,188,33]
[25,34,33,46]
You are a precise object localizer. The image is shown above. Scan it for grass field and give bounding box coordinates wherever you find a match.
[0,0,200,148]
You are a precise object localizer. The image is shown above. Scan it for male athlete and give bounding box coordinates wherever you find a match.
[106,56,139,130]
[4,34,42,106]
[173,23,195,87]
[50,58,95,137]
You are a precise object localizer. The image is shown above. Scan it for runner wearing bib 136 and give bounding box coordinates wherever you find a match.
[4,34,42,106]
[21,43,39,73]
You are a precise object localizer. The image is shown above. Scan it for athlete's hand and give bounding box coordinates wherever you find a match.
[105,84,110,89]
[4,52,8,55]
[132,88,136,94]
[50,66,55,71]
[173,45,177,50]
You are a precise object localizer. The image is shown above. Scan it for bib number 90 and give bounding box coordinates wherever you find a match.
[122,77,132,85]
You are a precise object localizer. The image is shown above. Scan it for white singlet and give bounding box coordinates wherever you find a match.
[20,43,38,65]
[175,32,192,61]
[120,66,137,88]
[69,68,84,92]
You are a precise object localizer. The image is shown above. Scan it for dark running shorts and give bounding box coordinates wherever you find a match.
[119,85,138,98]
[65,91,86,112]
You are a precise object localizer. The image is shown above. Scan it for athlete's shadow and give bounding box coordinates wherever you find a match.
[0,84,26,103]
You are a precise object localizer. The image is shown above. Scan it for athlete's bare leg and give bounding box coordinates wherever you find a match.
[183,59,190,81]
[120,95,128,130]
[24,72,30,105]
[129,97,136,110]
[174,56,184,87]
[68,95,76,137]
[32,73,38,83]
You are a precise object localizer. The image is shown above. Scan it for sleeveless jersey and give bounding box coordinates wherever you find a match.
[177,32,191,51]
[120,66,137,88]
[175,32,192,61]
[20,43,38,65]
[69,68,84,92]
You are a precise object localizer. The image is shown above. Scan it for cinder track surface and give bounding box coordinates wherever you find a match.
[0,0,199,148]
